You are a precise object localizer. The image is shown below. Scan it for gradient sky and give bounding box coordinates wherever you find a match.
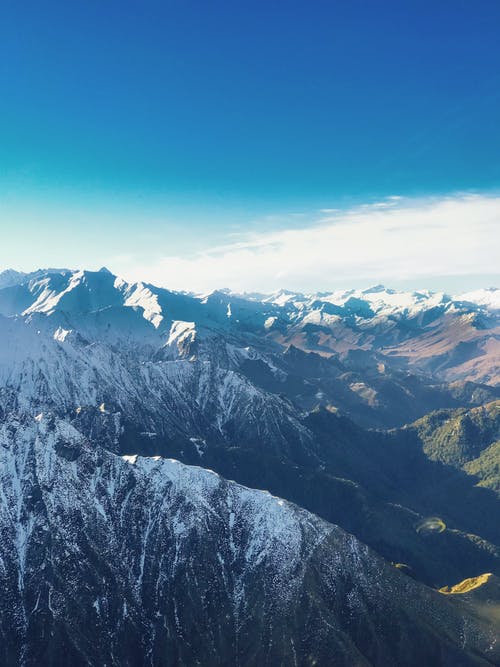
[0,0,499,290]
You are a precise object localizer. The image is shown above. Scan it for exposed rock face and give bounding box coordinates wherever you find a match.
[0,415,498,667]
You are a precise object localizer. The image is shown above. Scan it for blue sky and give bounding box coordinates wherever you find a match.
[0,0,499,290]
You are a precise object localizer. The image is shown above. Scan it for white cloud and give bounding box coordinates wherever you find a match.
[113,193,500,293]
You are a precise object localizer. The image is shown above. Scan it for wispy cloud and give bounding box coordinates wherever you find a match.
[113,193,500,293]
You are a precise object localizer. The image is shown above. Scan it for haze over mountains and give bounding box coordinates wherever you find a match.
[0,266,499,666]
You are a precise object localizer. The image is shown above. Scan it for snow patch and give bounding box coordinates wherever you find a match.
[53,327,71,343]
[122,281,164,328]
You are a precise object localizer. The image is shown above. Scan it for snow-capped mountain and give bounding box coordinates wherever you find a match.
[0,267,500,665]
[261,283,500,316]
[0,267,498,405]
[258,284,500,385]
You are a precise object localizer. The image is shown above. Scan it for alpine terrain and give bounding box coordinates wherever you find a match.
[0,267,499,666]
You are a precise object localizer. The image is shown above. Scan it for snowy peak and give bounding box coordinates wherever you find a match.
[1,269,497,330]
[23,269,124,316]
[262,288,305,307]
[311,285,451,318]
[459,287,500,311]
[0,268,27,289]
[248,283,498,322]
[0,268,498,390]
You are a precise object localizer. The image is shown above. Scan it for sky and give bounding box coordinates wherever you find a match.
[0,0,499,292]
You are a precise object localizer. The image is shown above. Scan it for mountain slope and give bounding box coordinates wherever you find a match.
[406,401,500,495]
[0,413,498,667]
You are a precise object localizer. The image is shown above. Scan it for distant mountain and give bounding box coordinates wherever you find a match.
[259,284,500,387]
[0,268,498,429]
[0,267,499,665]
[0,268,27,289]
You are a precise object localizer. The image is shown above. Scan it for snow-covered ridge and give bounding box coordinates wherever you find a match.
[0,410,497,665]
[0,412,327,612]
[0,266,498,411]
[258,284,500,318]
[1,267,497,326]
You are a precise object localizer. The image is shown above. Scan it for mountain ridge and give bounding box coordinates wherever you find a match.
[1,410,498,666]
[1,266,499,664]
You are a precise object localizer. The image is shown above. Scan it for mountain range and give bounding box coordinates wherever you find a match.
[0,267,499,665]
